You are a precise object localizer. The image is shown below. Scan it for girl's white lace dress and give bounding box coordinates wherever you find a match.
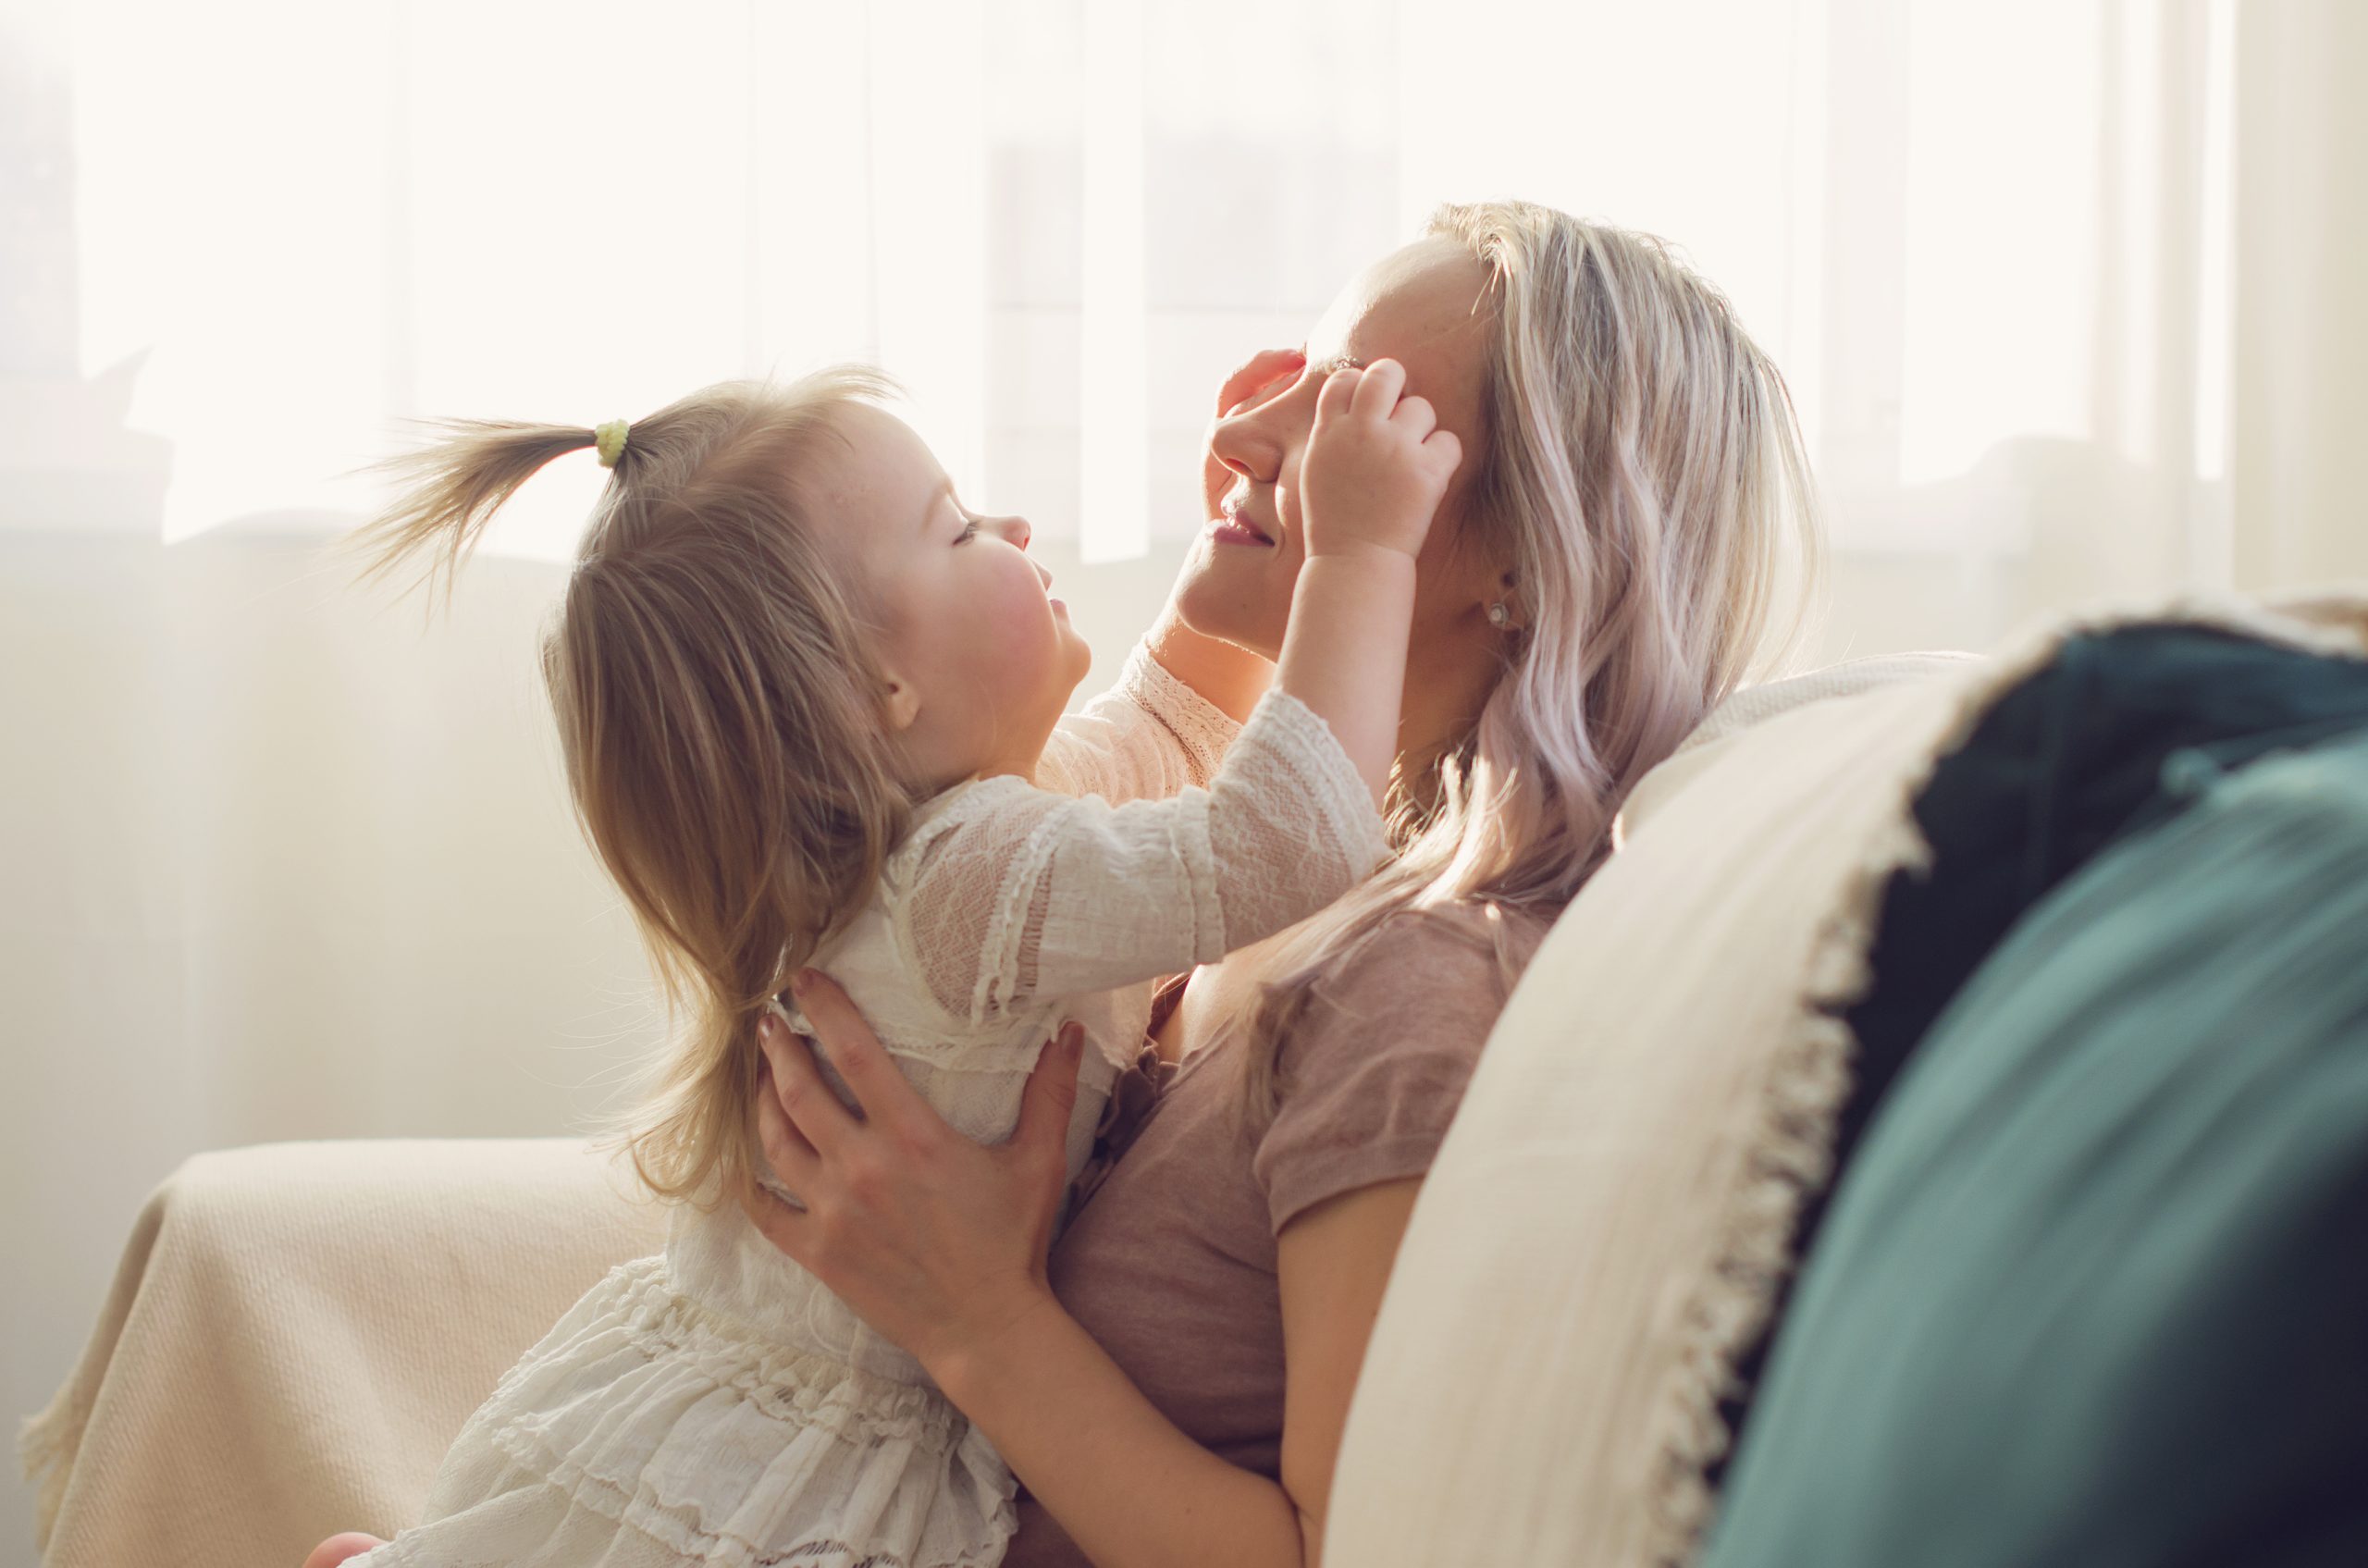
[354,648,1388,1568]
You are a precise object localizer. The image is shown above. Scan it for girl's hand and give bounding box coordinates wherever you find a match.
[1299,357,1462,563]
[741,970,1088,1376]
[1202,347,1308,521]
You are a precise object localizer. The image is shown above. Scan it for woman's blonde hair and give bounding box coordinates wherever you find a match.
[1242,200,1820,1118]
[337,366,916,1208]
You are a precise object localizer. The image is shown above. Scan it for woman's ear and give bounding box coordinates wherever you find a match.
[1483,562,1523,632]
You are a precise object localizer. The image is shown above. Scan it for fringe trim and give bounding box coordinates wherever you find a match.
[1633,589,2368,1568]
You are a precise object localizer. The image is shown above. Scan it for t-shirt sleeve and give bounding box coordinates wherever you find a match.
[1252,908,1540,1236]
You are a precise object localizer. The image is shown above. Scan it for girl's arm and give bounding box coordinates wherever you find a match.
[1037,350,1439,805]
[1030,348,1301,804]
[907,361,1456,1020]
[1267,357,1458,806]
[746,975,1419,1568]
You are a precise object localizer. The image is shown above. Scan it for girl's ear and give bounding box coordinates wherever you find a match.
[878,669,922,733]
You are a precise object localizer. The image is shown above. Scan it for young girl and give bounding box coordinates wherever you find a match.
[326,356,1458,1568]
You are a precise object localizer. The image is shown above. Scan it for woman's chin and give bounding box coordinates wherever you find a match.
[1174,547,1289,661]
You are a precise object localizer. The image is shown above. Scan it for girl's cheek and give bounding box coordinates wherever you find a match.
[992,562,1059,661]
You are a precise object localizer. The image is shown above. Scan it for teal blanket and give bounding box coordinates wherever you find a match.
[1703,734,2368,1567]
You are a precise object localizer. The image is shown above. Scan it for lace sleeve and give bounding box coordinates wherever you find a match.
[904,688,1386,1025]
[1034,643,1243,804]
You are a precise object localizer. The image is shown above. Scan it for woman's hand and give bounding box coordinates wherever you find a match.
[1202,347,1307,521]
[743,969,1088,1377]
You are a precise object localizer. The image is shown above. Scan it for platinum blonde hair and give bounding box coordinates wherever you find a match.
[338,366,916,1208]
[1242,200,1820,1117]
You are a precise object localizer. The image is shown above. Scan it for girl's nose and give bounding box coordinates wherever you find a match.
[988,513,1031,551]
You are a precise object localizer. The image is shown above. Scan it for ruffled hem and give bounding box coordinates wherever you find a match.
[363,1256,1016,1568]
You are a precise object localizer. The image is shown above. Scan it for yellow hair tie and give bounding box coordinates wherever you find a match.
[594,419,630,468]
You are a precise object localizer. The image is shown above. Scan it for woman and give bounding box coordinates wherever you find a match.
[305,197,1812,1568]
[736,199,1811,1568]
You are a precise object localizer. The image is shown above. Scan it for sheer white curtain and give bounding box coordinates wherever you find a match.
[7,1,2367,1556]
[43,0,1400,564]
[38,0,2353,592]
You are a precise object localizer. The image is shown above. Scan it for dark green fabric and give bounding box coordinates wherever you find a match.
[1699,732,2368,1568]
[1718,626,2368,1464]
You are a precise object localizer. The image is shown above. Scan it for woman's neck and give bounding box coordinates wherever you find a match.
[1392,632,1505,816]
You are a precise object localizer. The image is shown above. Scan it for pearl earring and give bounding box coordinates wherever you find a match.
[1486,601,1511,629]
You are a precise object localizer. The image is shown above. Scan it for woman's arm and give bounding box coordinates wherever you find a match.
[921,1181,1417,1568]
[746,974,1420,1568]
[1141,606,1272,726]
[1273,1179,1424,1566]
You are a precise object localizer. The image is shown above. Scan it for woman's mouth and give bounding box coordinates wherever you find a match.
[1208,506,1276,549]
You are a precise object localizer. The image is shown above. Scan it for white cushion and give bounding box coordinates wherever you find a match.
[1324,599,2368,1568]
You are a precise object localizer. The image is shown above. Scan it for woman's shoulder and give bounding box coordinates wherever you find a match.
[1249,900,1558,1234]
[1279,899,1557,1069]
[1325,898,1554,994]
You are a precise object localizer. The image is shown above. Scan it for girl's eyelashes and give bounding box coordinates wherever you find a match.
[954,516,980,544]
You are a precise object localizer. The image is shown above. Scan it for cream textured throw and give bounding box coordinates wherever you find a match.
[20,1139,666,1568]
[1322,594,2368,1568]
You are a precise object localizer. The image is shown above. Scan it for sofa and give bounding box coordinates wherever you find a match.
[25,592,2368,1568]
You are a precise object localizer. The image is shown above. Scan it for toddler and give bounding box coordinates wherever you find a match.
[326,356,1458,1567]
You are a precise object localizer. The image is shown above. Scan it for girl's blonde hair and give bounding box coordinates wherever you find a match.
[1242,200,1820,1118]
[338,367,915,1208]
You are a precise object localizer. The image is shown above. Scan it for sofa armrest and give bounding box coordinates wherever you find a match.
[20,1138,667,1568]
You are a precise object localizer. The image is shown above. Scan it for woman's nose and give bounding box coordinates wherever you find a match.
[1209,406,1286,486]
[988,513,1031,551]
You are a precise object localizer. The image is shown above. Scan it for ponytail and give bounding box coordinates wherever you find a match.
[340,367,920,1207]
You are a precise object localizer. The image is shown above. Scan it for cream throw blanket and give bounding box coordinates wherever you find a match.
[1322,592,2368,1568]
[20,1139,666,1568]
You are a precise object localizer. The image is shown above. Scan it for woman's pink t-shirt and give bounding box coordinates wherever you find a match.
[1002,903,1550,1567]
